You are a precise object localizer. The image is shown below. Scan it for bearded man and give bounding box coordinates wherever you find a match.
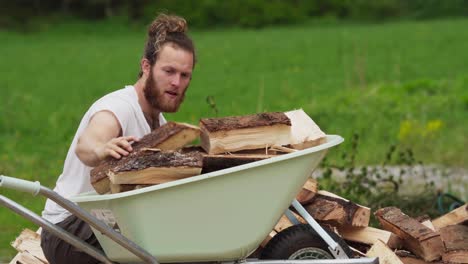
[40,14,196,264]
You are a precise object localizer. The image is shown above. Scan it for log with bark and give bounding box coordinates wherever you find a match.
[303,190,371,227]
[375,207,445,262]
[107,151,203,185]
[440,224,468,264]
[199,112,292,154]
[295,177,318,205]
[90,122,200,194]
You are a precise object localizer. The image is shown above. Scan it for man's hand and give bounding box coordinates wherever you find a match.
[75,111,139,167]
[95,136,139,160]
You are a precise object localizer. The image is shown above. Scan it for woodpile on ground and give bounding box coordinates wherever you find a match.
[9,229,47,264]
[263,179,468,263]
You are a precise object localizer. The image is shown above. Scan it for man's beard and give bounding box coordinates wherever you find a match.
[143,71,186,113]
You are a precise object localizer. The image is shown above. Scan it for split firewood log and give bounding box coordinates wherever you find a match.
[90,122,200,194]
[295,177,318,205]
[284,109,326,150]
[107,151,203,185]
[337,226,402,249]
[200,112,292,154]
[366,239,404,264]
[375,207,445,262]
[10,229,48,264]
[440,224,468,264]
[303,190,371,227]
[433,204,467,230]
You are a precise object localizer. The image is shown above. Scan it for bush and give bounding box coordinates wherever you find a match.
[319,133,441,223]
[2,0,468,30]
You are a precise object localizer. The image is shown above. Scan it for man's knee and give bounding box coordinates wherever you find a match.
[40,216,103,264]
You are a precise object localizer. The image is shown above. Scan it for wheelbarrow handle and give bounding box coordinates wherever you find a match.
[1,175,159,264]
[0,175,41,196]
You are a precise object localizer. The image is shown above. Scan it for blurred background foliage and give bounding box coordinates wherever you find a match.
[1,0,467,260]
[2,0,468,31]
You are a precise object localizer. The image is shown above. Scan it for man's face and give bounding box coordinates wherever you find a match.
[144,44,194,113]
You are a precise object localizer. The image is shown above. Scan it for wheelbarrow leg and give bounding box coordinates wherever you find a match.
[291,199,349,259]
[0,195,114,264]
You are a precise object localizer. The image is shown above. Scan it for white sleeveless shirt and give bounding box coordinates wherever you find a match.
[42,85,166,223]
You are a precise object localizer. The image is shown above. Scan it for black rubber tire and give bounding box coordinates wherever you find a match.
[260,224,353,260]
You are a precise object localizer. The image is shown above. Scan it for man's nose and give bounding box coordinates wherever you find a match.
[171,74,181,87]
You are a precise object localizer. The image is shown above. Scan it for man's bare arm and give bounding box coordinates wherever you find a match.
[75,111,138,167]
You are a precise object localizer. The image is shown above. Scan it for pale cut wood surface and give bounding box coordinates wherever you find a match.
[200,123,292,154]
[10,229,48,264]
[420,220,435,231]
[284,109,326,149]
[433,204,467,230]
[10,251,46,264]
[273,212,306,233]
[337,226,402,249]
[109,166,202,184]
[366,239,404,264]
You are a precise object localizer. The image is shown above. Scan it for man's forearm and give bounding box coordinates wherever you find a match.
[75,138,103,167]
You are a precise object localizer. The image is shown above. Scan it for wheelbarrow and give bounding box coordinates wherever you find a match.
[0,135,378,264]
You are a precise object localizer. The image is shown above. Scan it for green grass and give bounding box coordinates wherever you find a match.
[1,18,467,260]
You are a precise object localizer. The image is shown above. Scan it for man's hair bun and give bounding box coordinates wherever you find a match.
[147,13,188,56]
[148,13,187,38]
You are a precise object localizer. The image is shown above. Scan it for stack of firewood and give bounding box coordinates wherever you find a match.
[269,179,468,264]
[90,109,327,194]
[9,229,47,264]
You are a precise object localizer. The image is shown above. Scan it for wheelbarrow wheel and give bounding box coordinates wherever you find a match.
[260,224,353,260]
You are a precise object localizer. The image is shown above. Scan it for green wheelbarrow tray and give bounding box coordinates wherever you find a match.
[0,135,379,264]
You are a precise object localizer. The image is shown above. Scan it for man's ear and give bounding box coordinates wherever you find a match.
[140,58,151,77]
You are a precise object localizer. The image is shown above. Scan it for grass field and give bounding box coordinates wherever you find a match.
[1,18,467,260]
